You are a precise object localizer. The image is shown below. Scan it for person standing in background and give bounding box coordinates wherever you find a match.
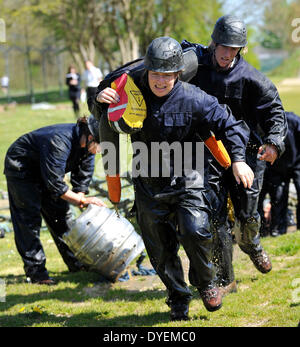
[1,75,9,96]
[82,60,103,104]
[66,65,81,118]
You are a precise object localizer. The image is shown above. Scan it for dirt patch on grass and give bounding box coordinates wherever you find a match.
[83,250,189,297]
[244,318,270,327]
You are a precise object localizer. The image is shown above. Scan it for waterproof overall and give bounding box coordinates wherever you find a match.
[181,40,287,285]
[94,69,250,305]
[4,124,95,281]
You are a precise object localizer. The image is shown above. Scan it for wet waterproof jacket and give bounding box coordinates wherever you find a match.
[259,112,300,234]
[181,41,287,155]
[266,112,300,175]
[4,123,95,198]
[132,74,249,185]
[90,70,249,170]
[91,69,250,187]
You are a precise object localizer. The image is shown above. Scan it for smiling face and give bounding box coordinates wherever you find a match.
[214,44,240,69]
[148,71,178,97]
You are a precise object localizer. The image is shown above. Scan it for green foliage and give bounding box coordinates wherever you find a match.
[260,30,283,49]
[3,0,226,70]
[167,0,223,45]
[242,27,261,70]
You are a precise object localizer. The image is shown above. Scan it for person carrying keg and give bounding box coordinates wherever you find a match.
[4,115,106,285]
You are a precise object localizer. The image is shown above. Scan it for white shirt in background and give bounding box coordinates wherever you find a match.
[82,66,103,88]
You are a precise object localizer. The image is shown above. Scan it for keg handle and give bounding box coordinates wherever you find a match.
[113,203,120,218]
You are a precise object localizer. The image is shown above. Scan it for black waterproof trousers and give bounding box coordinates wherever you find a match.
[6,176,82,281]
[209,149,266,286]
[134,178,215,306]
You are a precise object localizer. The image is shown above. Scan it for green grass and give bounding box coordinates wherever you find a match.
[277,89,300,115]
[0,229,299,327]
[0,88,70,105]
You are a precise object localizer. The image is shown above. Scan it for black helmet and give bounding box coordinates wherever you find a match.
[211,15,247,48]
[87,114,100,143]
[144,36,184,73]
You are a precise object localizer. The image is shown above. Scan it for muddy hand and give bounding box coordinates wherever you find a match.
[258,144,278,165]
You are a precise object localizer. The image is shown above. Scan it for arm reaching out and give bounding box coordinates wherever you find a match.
[258,144,278,165]
[60,189,107,208]
[232,161,254,188]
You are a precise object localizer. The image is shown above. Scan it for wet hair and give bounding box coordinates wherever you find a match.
[77,116,92,138]
[208,41,248,55]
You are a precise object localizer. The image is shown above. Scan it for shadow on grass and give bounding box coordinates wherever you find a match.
[0,273,173,327]
[0,271,166,305]
[0,270,209,326]
[0,310,173,327]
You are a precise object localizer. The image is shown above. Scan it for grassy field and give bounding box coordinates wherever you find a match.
[0,82,299,328]
[0,229,299,327]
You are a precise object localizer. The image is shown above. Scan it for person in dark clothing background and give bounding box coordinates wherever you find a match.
[90,36,254,321]
[66,65,81,118]
[4,115,106,285]
[181,15,287,296]
[259,111,300,236]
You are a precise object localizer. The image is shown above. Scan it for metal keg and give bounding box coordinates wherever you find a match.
[63,204,145,282]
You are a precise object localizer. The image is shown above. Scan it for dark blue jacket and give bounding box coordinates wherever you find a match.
[181,40,287,156]
[4,123,95,198]
[93,68,250,186]
[266,112,300,175]
[133,73,249,162]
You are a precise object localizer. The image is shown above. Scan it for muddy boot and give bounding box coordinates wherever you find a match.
[219,280,237,297]
[199,285,222,312]
[249,249,272,273]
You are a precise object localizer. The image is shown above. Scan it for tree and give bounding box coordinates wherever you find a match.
[3,0,226,72]
[27,0,225,70]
